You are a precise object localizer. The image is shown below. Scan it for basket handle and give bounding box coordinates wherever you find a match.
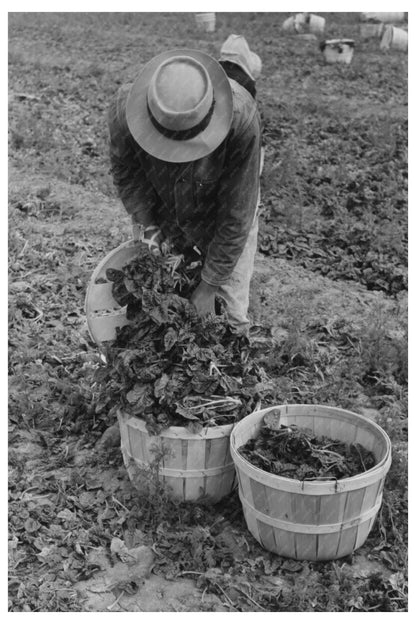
[301,476,338,492]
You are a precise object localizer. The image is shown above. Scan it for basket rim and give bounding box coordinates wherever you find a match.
[118,409,235,439]
[324,38,355,44]
[230,404,392,493]
[85,239,139,313]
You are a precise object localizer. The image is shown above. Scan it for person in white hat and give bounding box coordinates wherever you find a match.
[108,44,262,333]
[219,34,262,98]
[219,34,264,174]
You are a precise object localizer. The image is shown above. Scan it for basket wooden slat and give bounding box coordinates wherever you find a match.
[184,439,205,500]
[118,410,236,503]
[230,405,392,561]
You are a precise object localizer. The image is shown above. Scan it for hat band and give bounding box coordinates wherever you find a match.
[147,98,215,141]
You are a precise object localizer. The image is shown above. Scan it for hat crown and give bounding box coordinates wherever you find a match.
[147,56,214,132]
[126,48,233,162]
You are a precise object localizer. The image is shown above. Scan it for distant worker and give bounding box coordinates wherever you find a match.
[108,36,263,333]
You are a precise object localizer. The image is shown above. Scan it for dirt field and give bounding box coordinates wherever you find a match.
[8,12,407,612]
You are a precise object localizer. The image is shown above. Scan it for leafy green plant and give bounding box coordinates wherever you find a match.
[238,418,375,480]
[357,310,407,389]
[125,442,178,527]
[94,244,274,434]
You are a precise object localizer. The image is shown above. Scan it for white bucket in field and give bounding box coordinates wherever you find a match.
[360,22,384,40]
[322,39,355,65]
[195,12,216,32]
[282,16,296,33]
[230,405,392,561]
[308,14,325,35]
[292,13,325,35]
[380,25,408,51]
[118,410,236,503]
[361,12,405,23]
[294,13,309,33]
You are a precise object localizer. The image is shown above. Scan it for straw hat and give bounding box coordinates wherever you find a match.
[219,34,262,80]
[126,49,233,163]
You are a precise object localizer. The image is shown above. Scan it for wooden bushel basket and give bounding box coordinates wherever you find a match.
[380,25,408,52]
[230,405,392,561]
[85,240,139,346]
[321,39,355,65]
[195,12,216,33]
[118,410,236,503]
[86,245,237,502]
[282,16,297,33]
[308,14,325,35]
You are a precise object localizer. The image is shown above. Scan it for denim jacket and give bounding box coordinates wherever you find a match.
[107,78,262,286]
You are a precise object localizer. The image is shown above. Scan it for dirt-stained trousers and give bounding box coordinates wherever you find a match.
[218,160,263,332]
[218,203,259,332]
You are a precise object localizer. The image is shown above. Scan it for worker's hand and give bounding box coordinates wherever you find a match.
[132,223,164,256]
[190,280,218,318]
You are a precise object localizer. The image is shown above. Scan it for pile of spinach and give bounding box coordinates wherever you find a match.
[238,413,376,480]
[94,245,274,435]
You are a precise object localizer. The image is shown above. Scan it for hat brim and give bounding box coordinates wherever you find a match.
[126,49,234,163]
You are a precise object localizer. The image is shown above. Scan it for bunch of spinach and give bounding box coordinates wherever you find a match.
[238,414,376,480]
[94,245,274,435]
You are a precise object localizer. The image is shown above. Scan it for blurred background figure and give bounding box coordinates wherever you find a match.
[219,34,264,175]
[219,34,262,98]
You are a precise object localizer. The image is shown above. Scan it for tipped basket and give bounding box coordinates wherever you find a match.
[308,14,325,35]
[282,16,297,33]
[230,405,392,561]
[118,410,236,502]
[85,240,139,346]
[380,25,408,51]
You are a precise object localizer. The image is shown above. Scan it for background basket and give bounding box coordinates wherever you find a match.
[118,410,236,502]
[380,25,408,52]
[321,39,355,65]
[85,240,139,345]
[360,22,385,39]
[360,12,406,23]
[195,13,216,32]
[230,405,392,561]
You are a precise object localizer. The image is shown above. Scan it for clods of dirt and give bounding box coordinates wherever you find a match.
[76,573,226,612]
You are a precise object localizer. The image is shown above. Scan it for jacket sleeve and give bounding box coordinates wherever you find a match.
[201,103,261,286]
[107,85,159,226]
